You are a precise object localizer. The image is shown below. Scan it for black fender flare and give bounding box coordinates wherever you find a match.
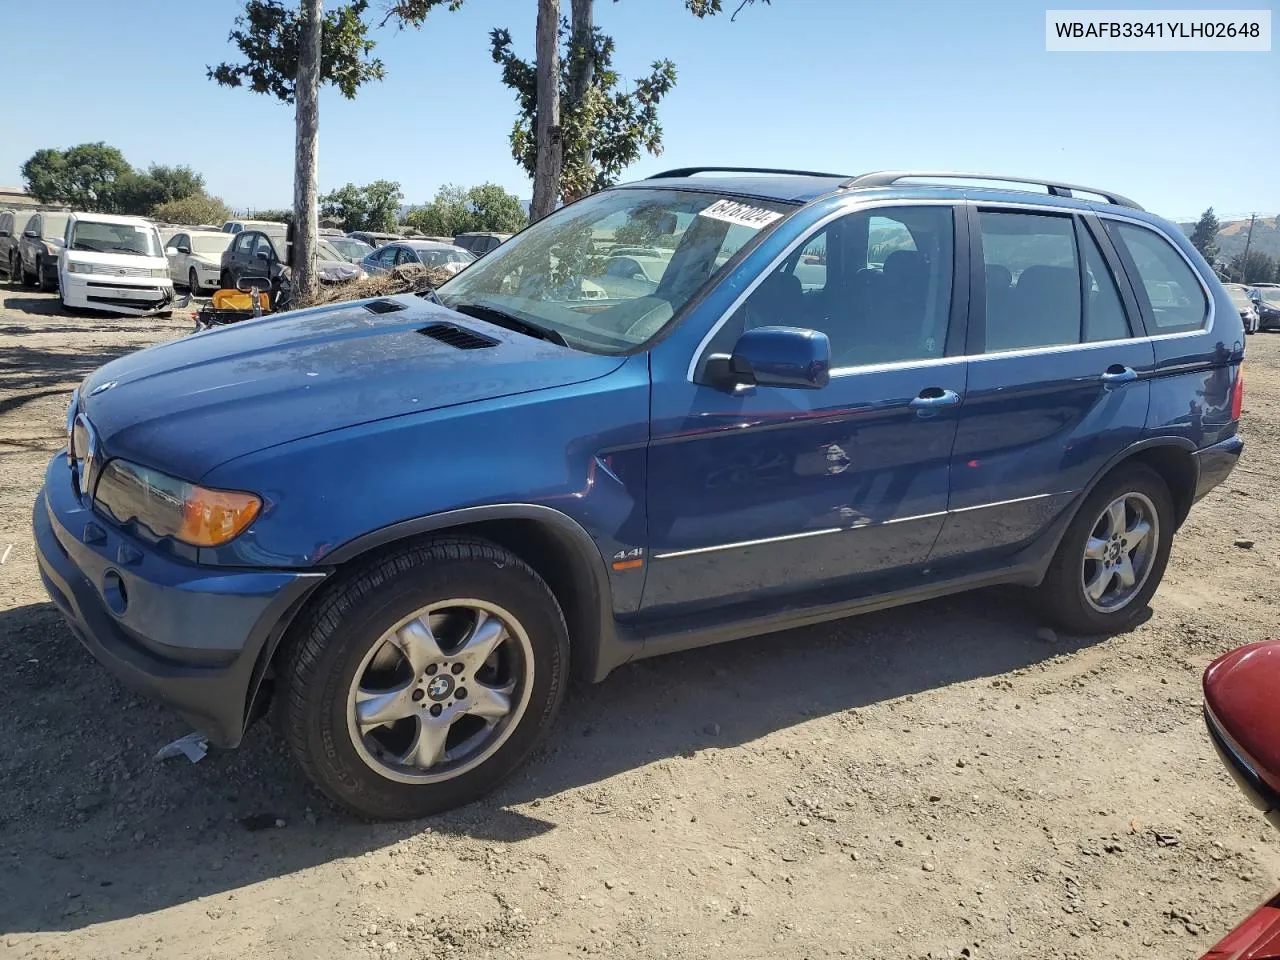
[320,503,621,681]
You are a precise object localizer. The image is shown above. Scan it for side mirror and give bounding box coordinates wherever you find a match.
[0,230,9,238]
[704,326,831,391]
[23,229,38,238]
[178,244,191,254]
[254,249,270,261]
[164,246,179,256]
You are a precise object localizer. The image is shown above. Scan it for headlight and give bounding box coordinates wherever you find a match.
[44,242,60,256]
[151,267,168,278]
[66,262,89,274]
[93,459,261,547]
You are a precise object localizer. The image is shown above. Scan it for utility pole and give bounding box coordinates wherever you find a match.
[292,0,322,304]
[1240,213,1258,284]
[530,0,562,222]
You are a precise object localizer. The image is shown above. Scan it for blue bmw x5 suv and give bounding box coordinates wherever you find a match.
[35,168,1244,819]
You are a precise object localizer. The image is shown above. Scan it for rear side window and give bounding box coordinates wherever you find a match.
[979,212,1080,351]
[1079,225,1130,342]
[1106,222,1208,334]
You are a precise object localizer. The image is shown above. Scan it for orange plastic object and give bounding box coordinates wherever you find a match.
[212,289,271,312]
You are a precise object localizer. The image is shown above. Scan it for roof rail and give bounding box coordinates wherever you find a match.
[647,166,848,180]
[840,171,1143,210]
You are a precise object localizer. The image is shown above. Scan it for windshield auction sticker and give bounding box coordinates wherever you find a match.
[1046,9,1270,50]
[698,199,783,229]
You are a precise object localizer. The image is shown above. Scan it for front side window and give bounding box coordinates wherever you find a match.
[169,233,188,251]
[435,188,793,354]
[377,246,400,267]
[711,204,955,369]
[1107,221,1208,334]
[68,220,161,257]
[234,233,255,253]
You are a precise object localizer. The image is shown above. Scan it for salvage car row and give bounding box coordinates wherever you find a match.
[0,208,496,316]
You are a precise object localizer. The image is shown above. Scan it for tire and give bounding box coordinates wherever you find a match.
[8,254,19,286]
[189,268,202,295]
[1036,463,1174,635]
[38,256,56,292]
[220,270,232,291]
[279,536,569,820]
[20,256,35,288]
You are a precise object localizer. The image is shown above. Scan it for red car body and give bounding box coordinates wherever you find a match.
[1202,640,1280,959]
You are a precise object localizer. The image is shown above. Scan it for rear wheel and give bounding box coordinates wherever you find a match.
[1037,464,1174,634]
[280,537,569,820]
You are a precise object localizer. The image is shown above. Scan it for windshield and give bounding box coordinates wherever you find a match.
[190,234,231,256]
[328,238,373,259]
[1258,286,1280,304]
[69,220,162,257]
[435,188,792,353]
[316,239,347,262]
[420,248,474,267]
[41,214,69,240]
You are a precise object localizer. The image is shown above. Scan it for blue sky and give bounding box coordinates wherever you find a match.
[4,0,1277,221]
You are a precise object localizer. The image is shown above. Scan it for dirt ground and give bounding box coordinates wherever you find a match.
[1,287,1278,960]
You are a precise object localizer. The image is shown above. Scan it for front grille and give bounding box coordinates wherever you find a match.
[86,281,162,291]
[417,323,498,350]
[87,294,168,309]
[81,263,154,277]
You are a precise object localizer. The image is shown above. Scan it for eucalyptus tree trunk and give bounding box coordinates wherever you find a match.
[530,0,562,221]
[292,0,322,304]
[568,0,594,106]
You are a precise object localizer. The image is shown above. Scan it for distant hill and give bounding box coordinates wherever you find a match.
[1178,215,1280,261]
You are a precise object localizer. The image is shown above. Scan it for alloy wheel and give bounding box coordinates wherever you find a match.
[345,599,534,785]
[1080,492,1160,613]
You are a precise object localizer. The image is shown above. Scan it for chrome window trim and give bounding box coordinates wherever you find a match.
[653,526,842,560]
[686,196,1214,383]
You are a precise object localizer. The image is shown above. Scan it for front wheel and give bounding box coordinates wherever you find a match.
[1036,464,1174,634]
[189,268,202,294]
[279,537,569,820]
[38,256,56,292]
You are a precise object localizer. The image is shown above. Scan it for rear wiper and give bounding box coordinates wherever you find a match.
[451,302,568,347]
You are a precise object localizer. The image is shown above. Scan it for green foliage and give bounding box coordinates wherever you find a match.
[111,164,207,215]
[319,180,404,232]
[1232,250,1279,284]
[490,23,677,202]
[1189,207,1220,263]
[207,0,385,103]
[251,208,295,223]
[379,0,465,28]
[403,183,528,237]
[152,195,233,226]
[21,142,130,210]
[684,0,769,19]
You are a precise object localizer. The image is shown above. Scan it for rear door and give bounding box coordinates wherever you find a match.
[643,201,969,611]
[930,204,1155,564]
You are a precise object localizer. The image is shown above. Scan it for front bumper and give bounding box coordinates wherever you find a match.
[60,274,176,316]
[33,453,324,746]
[1192,434,1244,502]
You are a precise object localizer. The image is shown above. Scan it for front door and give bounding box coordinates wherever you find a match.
[930,205,1156,563]
[643,202,969,612]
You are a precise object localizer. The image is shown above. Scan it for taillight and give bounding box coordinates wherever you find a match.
[1231,364,1245,421]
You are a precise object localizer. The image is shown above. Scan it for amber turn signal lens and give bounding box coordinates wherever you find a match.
[177,488,262,547]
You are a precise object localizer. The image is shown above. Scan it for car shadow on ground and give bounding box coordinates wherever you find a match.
[0,589,1119,934]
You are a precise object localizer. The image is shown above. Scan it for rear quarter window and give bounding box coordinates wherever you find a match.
[1107,221,1208,335]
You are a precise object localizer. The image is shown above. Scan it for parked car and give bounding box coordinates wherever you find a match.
[220,229,363,302]
[222,218,285,235]
[1251,284,1280,331]
[1200,640,1280,956]
[165,230,233,294]
[453,231,512,257]
[34,168,1244,820]
[58,212,175,316]
[324,236,375,264]
[587,253,668,298]
[1223,282,1261,334]
[0,209,27,281]
[361,240,475,277]
[347,230,401,249]
[14,211,70,291]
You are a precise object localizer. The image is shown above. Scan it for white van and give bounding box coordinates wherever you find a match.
[58,213,176,316]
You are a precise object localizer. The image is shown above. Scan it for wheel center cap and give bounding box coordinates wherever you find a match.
[426,674,454,702]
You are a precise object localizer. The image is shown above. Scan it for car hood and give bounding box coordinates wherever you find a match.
[316,258,361,283]
[79,295,625,480]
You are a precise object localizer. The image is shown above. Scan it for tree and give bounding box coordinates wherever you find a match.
[111,164,207,215]
[491,0,767,209]
[319,180,404,231]
[293,0,323,301]
[403,183,527,237]
[152,195,233,226]
[21,142,131,210]
[1232,250,1278,285]
[1189,207,1220,263]
[249,208,296,223]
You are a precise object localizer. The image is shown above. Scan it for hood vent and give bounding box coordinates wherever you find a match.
[363,299,406,315]
[417,323,499,350]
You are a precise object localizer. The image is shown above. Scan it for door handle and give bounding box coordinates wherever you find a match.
[909,387,962,410]
[1101,365,1138,384]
